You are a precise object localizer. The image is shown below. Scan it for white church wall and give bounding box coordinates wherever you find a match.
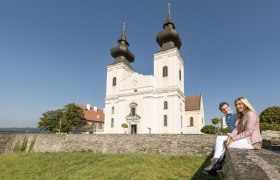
[104,47,190,134]
[151,96,161,133]
[106,62,134,96]
[153,48,184,94]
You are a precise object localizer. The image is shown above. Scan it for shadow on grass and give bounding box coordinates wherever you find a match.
[191,151,218,180]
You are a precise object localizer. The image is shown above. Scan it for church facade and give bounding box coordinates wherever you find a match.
[104,6,204,134]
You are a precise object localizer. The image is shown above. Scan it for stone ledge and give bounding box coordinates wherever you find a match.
[224,148,280,180]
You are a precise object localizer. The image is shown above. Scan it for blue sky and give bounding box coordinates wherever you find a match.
[0,0,279,128]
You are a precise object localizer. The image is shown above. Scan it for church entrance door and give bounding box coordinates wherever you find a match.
[131,124,137,134]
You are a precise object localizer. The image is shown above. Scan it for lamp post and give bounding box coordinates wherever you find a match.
[148,127,151,134]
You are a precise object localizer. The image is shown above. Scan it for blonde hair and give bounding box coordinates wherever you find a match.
[234,97,257,127]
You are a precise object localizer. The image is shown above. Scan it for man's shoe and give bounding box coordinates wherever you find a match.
[202,170,209,175]
[203,158,219,172]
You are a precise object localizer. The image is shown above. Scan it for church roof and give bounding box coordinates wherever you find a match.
[76,104,104,123]
[185,95,201,111]
[156,3,182,51]
[110,22,135,66]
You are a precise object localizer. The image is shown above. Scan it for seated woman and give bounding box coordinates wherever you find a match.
[204,97,263,172]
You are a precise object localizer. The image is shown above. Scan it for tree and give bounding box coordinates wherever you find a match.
[38,109,63,132]
[211,118,220,125]
[60,103,84,133]
[201,125,218,134]
[260,106,280,124]
[259,106,280,131]
[38,103,84,133]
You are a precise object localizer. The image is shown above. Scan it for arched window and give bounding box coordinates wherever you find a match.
[164,101,168,109]
[164,115,168,126]
[111,106,114,114]
[190,117,194,127]
[111,118,114,128]
[112,77,116,86]
[179,70,181,80]
[129,102,138,117]
[131,107,136,116]
[163,66,168,77]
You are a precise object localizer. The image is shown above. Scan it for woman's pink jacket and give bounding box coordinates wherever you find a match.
[229,111,263,144]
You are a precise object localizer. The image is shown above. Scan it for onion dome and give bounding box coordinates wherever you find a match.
[156,3,182,51]
[110,22,135,66]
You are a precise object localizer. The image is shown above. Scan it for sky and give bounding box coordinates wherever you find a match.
[0,0,280,128]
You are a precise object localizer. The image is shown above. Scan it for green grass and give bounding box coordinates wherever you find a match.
[0,152,216,180]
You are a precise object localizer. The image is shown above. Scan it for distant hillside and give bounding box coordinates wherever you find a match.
[0,128,49,134]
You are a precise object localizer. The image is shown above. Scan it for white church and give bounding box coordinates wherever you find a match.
[103,5,204,134]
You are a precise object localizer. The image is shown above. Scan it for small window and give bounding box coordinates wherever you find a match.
[112,77,116,86]
[164,115,168,126]
[111,118,114,128]
[131,107,136,116]
[179,70,181,80]
[111,106,114,114]
[163,66,168,77]
[181,116,182,128]
[202,118,204,123]
[164,101,168,109]
[99,124,102,129]
[190,117,194,127]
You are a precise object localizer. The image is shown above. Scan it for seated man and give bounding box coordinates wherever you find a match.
[203,102,237,173]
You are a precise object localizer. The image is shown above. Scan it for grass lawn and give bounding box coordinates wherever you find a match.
[0,152,216,180]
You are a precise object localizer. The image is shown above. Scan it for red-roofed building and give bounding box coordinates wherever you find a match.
[76,104,104,133]
[185,95,205,134]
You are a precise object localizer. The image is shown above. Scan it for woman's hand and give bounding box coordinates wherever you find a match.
[226,137,233,147]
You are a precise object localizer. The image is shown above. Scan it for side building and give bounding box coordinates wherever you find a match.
[185,95,205,134]
[76,104,104,133]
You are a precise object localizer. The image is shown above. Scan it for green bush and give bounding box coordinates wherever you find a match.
[201,125,218,134]
[221,128,229,134]
[28,136,36,152]
[20,137,28,152]
[13,140,21,152]
[13,137,31,153]
[121,123,128,128]
[260,122,280,131]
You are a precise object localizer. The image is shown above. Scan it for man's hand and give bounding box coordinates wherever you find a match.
[226,137,233,147]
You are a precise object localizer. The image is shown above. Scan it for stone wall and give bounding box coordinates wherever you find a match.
[223,149,280,180]
[0,134,216,156]
[262,130,280,140]
[0,134,15,153]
